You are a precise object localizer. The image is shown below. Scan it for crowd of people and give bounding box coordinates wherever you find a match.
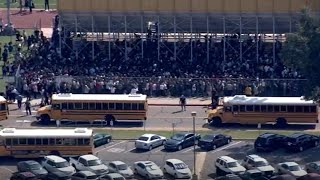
[1,15,306,101]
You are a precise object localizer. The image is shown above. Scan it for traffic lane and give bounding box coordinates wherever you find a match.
[202,140,320,179]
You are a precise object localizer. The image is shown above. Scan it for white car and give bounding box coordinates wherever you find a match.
[242,155,275,177]
[133,161,164,179]
[135,134,166,150]
[163,159,192,179]
[108,161,134,179]
[42,155,76,176]
[277,162,307,178]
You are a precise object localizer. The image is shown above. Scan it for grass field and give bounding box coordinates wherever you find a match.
[0,0,57,9]
[94,129,320,140]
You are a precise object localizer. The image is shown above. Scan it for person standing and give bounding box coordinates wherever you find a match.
[44,0,49,11]
[179,95,186,111]
[17,94,22,109]
[25,99,31,115]
[28,0,33,13]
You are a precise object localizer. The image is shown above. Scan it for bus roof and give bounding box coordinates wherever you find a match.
[0,128,93,138]
[223,95,316,106]
[0,96,6,102]
[51,94,147,101]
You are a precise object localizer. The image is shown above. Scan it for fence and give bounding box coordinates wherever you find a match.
[16,76,308,98]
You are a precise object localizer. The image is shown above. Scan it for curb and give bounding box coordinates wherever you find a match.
[149,104,210,107]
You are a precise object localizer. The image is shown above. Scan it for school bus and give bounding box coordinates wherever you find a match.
[0,128,93,158]
[36,93,148,125]
[206,95,318,128]
[0,96,8,121]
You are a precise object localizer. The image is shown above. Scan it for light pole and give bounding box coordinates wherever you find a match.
[191,111,198,180]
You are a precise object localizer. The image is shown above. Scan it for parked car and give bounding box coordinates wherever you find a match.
[99,173,126,180]
[276,162,307,178]
[70,155,108,175]
[42,155,76,176]
[133,161,164,179]
[71,171,99,180]
[163,159,192,179]
[10,172,40,180]
[46,171,72,180]
[305,161,320,174]
[254,133,287,152]
[285,133,320,152]
[17,160,48,179]
[164,132,201,151]
[93,133,112,147]
[297,173,320,180]
[198,133,232,150]
[239,169,270,180]
[135,133,166,150]
[270,174,296,180]
[215,156,246,176]
[242,154,275,177]
[107,161,134,179]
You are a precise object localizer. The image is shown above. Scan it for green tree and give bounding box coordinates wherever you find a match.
[280,8,320,102]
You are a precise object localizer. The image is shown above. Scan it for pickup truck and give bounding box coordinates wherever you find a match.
[69,154,108,176]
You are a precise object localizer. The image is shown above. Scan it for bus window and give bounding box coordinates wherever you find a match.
[109,103,115,110]
[77,139,84,145]
[52,104,61,110]
[225,106,232,112]
[124,103,131,110]
[89,103,96,110]
[232,105,239,112]
[311,106,317,113]
[246,105,253,112]
[132,103,138,110]
[84,138,90,145]
[64,138,76,145]
[0,104,5,110]
[254,105,260,112]
[102,103,108,110]
[19,138,27,145]
[274,106,280,112]
[12,139,18,145]
[280,106,287,112]
[267,105,273,112]
[6,139,11,145]
[83,103,89,110]
[43,139,49,145]
[296,106,303,112]
[240,105,245,112]
[68,103,74,110]
[74,103,82,110]
[35,138,42,145]
[288,106,294,112]
[96,103,102,110]
[56,138,63,145]
[304,106,310,113]
[138,103,145,110]
[61,103,68,110]
[116,103,123,110]
[49,138,55,145]
[27,138,35,145]
[261,105,267,112]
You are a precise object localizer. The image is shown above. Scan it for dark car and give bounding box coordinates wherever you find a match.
[254,133,287,152]
[239,170,269,180]
[93,133,112,147]
[10,172,40,180]
[298,173,320,180]
[17,160,48,179]
[164,132,201,151]
[47,171,72,180]
[285,133,320,152]
[198,133,232,150]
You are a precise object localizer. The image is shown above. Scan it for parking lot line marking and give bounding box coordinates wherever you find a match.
[95,140,127,154]
[124,147,136,153]
[211,141,242,153]
[0,167,14,173]
[182,147,195,153]
[153,148,163,153]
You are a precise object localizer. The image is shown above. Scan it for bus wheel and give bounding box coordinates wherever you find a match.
[275,118,287,129]
[41,115,51,125]
[210,117,222,127]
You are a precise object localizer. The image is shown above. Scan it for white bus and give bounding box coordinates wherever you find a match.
[36,93,148,125]
[0,128,93,158]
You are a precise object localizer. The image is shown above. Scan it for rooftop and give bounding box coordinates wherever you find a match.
[45,155,67,163]
[52,93,147,102]
[223,95,316,105]
[0,128,92,138]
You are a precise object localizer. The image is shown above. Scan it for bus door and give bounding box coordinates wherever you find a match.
[230,105,241,123]
[51,103,62,120]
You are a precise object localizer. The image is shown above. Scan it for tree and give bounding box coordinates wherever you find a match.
[280,8,320,102]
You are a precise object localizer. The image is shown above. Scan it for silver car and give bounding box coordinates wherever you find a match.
[133,161,164,179]
[306,161,320,174]
[108,161,134,179]
[135,134,166,150]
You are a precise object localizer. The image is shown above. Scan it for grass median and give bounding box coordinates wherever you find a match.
[93,128,320,140]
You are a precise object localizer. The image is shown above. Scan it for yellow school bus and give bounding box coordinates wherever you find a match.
[0,96,8,121]
[206,95,318,128]
[0,128,93,158]
[36,93,148,125]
